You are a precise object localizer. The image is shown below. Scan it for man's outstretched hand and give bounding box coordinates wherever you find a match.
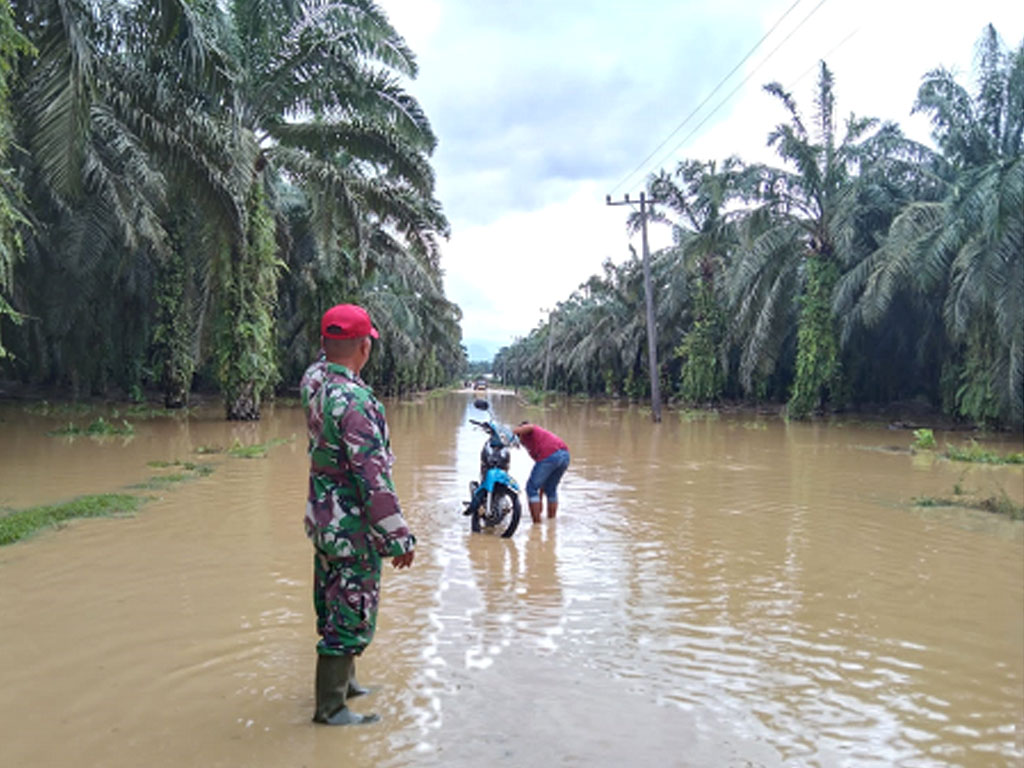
[392,551,415,569]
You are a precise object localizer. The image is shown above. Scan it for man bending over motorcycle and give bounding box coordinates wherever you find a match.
[512,422,570,523]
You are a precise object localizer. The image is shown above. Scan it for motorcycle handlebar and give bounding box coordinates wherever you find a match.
[469,420,520,449]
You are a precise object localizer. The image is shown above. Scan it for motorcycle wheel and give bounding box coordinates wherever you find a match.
[470,495,482,533]
[468,482,485,533]
[487,486,521,538]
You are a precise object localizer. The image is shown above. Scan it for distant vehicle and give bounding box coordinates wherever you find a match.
[473,378,488,391]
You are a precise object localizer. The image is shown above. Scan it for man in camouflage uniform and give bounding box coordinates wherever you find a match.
[301,303,416,726]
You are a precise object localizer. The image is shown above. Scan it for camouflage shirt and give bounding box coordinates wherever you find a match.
[300,358,415,559]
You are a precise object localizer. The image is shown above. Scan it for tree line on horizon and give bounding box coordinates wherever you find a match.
[495,26,1023,430]
[0,0,464,419]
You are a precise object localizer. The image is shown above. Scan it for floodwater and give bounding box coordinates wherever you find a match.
[1,392,1022,768]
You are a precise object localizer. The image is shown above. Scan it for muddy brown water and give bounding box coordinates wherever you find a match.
[1,392,1022,768]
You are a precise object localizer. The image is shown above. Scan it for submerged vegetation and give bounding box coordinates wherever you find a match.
[127,473,212,490]
[23,401,95,417]
[226,437,294,459]
[128,461,215,490]
[0,425,296,545]
[910,428,1023,464]
[914,490,1023,521]
[496,26,1023,431]
[912,429,938,450]
[944,440,1024,465]
[0,494,145,546]
[47,417,135,437]
[908,433,1023,519]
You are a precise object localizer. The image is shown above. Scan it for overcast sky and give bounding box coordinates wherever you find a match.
[377,0,1024,360]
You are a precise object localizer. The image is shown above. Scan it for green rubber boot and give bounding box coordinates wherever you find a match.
[347,658,371,699]
[313,654,379,725]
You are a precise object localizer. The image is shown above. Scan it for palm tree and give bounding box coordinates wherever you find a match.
[564,259,645,397]
[647,157,749,403]
[3,0,455,410]
[8,0,236,397]
[839,26,1023,426]
[226,0,447,261]
[0,0,30,360]
[502,254,665,399]
[725,62,900,415]
[216,0,448,416]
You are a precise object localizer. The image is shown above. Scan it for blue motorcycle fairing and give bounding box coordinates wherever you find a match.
[475,468,520,495]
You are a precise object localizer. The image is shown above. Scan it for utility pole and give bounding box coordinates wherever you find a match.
[605,191,662,423]
[542,309,555,392]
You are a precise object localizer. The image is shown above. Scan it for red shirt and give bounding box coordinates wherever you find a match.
[520,426,568,462]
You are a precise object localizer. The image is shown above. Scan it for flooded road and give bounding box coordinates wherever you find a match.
[1,392,1022,767]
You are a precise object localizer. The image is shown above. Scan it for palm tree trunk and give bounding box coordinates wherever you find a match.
[789,253,842,417]
[226,381,260,420]
[214,184,279,420]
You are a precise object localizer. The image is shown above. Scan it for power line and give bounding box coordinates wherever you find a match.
[786,27,859,90]
[609,0,804,196]
[612,0,834,194]
[638,0,834,179]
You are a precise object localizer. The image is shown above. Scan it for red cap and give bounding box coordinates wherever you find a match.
[320,304,379,340]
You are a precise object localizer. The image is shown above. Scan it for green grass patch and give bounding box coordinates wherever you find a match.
[944,439,1024,465]
[47,417,135,437]
[913,491,1023,520]
[127,473,192,490]
[226,436,293,459]
[128,461,215,489]
[201,438,301,458]
[146,460,214,475]
[0,494,145,546]
[911,428,937,450]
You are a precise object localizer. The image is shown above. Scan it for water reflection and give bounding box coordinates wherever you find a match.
[520,524,564,652]
[465,536,520,668]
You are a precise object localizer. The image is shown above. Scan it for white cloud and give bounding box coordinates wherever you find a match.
[377,0,441,53]
[377,0,1024,358]
[442,181,673,352]
[630,0,1024,171]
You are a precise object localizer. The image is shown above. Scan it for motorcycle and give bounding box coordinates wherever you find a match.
[462,398,522,538]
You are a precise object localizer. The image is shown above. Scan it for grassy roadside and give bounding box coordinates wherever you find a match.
[0,494,146,546]
[0,435,298,547]
[0,461,219,547]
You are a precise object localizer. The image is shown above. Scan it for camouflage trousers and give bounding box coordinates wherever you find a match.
[313,548,382,656]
